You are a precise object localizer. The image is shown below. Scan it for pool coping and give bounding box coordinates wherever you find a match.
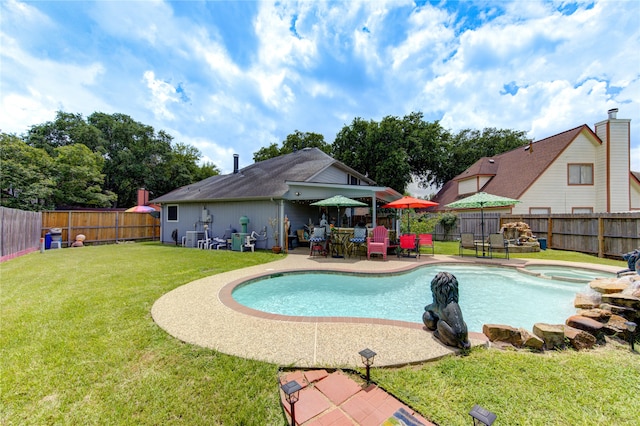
[151,249,621,368]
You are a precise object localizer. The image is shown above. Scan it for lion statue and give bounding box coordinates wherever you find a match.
[621,249,640,275]
[423,271,471,349]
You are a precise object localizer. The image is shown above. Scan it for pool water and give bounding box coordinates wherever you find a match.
[522,265,615,282]
[232,265,587,333]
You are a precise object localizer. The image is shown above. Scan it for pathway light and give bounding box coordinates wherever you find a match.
[469,404,497,425]
[281,380,301,426]
[358,348,376,384]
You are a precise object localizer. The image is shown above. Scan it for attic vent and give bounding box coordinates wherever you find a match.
[524,146,530,151]
[489,159,495,163]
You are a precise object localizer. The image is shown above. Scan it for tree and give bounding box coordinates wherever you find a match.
[253,130,331,162]
[0,133,55,211]
[419,127,529,188]
[51,144,116,208]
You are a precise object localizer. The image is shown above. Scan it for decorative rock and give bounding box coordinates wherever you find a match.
[564,326,597,350]
[482,324,523,346]
[520,329,544,350]
[602,314,632,336]
[589,278,629,294]
[599,303,637,319]
[576,308,612,322]
[533,323,565,349]
[601,293,640,310]
[574,293,600,309]
[566,315,605,341]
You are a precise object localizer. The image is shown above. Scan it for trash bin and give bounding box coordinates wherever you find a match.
[45,233,52,250]
[50,228,62,249]
[538,237,547,250]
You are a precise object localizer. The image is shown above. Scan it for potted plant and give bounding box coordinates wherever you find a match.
[268,217,281,253]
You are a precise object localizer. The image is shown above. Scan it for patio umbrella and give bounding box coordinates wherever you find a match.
[381,196,439,234]
[125,205,156,213]
[445,192,520,256]
[310,195,367,227]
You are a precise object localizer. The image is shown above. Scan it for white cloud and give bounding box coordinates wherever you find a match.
[143,71,179,120]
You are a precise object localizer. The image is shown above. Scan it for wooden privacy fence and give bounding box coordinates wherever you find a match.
[433,212,502,241]
[42,211,160,247]
[502,213,640,258]
[1,207,42,261]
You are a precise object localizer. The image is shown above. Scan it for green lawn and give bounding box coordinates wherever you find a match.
[1,243,637,425]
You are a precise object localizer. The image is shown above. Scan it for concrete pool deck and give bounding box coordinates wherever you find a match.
[151,248,621,368]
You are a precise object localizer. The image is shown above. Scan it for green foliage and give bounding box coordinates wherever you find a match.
[421,127,529,188]
[20,111,216,209]
[52,144,116,207]
[0,133,56,211]
[253,130,331,162]
[0,244,630,425]
[438,212,458,240]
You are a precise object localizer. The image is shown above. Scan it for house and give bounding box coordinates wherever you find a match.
[151,148,401,247]
[432,109,640,214]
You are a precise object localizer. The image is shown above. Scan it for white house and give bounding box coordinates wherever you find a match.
[433,109,640,214]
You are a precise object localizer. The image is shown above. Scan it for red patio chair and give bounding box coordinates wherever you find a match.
[418,233,434,256]
[398,234,418,258]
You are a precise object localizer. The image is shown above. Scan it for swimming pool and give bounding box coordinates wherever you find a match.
[231,264,587,333]
[520,265,616,282]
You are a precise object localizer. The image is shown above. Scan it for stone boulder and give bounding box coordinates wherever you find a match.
[574,293,600,309]
[576,308,612,322]
[533,323,565,349]
[589,278,629,294]
[565,315,605,341]
[521,329,544,350]
[599,303,638,320]
[564,326,597,350]
[601,314,632,336]
[601,293,640,311]
[482,324,523,346]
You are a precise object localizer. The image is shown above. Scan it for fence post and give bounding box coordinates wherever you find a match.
[547,217,553,249]
[598,217,605,258]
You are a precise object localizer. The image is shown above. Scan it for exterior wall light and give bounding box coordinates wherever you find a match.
[469,404,497,425]
[281,380,302,426]
[359,348,376,384]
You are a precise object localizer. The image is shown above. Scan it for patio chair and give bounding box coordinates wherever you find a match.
[197,229,212,249]
[348,224,368,258]
[418,233,434,256]
[397,234,418,258]
[367,226,389,260]
[459,233,475,257]
[309,226,327,257]
[296,229,310,247]
[241,233,256,252]
[210,228,234,250]
[488,233,509,259]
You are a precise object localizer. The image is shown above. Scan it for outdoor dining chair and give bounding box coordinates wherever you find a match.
[418,233,434,256]
[348,225,368,258]
[398,233,419,258]
[309,226,327,257]
[459,233,475,257]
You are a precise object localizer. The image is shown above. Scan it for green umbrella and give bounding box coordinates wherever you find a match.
[446,192,520,256]
[310,195,367,227]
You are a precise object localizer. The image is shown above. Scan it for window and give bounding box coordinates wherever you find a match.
[568,164,593,185]
[572,207,593,214]
[167,205,178,222]
[529,207,550,215]
[349,174,360,185]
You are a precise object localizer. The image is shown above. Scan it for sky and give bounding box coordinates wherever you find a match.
[1,0,639,196]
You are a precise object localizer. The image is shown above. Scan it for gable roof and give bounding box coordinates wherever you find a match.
[151,148,376,203]
[432,125,598,209]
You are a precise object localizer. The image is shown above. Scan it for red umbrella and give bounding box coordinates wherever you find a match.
[381,196,439,233]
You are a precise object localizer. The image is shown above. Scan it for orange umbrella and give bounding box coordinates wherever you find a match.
[381,196,438,233]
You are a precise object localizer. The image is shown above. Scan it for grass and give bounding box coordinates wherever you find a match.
[1,242,636,425]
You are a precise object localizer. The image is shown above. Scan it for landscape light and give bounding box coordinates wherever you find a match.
[280,380,302,426]
[358,348,376,384]
[469,404,497,426]
[625,321,637,352]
